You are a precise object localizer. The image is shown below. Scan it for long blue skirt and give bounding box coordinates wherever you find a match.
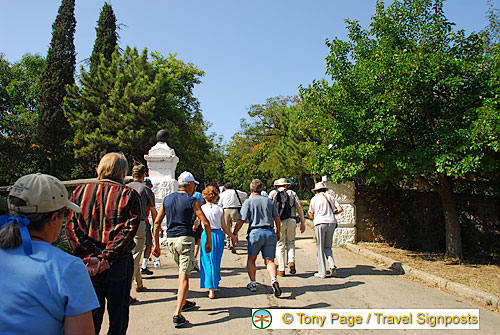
[200,228,224,289]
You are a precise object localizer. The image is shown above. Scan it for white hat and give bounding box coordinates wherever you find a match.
[178,171,199,185]
[273,178,291,186]
[311,181,327,192]
[8,173,81,214]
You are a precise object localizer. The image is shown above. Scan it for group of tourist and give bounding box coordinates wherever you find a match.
[0,151,343,333]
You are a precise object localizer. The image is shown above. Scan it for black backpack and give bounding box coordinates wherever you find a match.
[274,190,292,220]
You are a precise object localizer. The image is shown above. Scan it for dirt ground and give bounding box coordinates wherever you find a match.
[358,242,500,299]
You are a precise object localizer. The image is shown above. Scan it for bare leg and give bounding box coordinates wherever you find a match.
[175,273,190,316]
[143,244,152,259]
[247,255,258,281]
[264,258,277,279]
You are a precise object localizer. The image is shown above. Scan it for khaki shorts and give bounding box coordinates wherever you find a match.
[167,236,195,274]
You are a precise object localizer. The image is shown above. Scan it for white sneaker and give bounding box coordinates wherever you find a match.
[329,266,337,277]
[314,272,326,278]
[246,282,257,292]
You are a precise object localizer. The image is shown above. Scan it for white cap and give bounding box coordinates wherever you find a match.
[178,171,199,185]
[8,173,81,214]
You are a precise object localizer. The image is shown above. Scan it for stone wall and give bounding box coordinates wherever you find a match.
[355,185,500,257]
[323,181,357,246]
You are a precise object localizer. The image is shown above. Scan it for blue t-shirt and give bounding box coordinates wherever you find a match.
[238,194,279,233]
[0,241,99,335]
[192,191,205,204]
[163,192,196,238]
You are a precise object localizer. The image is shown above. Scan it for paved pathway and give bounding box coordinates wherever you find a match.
[102,223,500,334]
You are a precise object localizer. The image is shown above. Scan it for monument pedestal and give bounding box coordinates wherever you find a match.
[144,141,179,217]
[323,179,357,246]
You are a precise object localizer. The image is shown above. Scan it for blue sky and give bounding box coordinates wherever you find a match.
[1,0,496,142]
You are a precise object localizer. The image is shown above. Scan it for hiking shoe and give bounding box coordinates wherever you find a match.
[314,272,326,278]
[247,282,257,292]
[181,300,196,312]
[173,314,187,328]
[272,281,282,297]
[289,262,296,275]
[140,267,154,275]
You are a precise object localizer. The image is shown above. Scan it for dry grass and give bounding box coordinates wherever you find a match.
[358,242,500,298]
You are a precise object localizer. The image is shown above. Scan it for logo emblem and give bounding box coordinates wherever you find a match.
[252,309,272,329]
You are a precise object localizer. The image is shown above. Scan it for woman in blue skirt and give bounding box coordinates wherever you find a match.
[200,186,237,299]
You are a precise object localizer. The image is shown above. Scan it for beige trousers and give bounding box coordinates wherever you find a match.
[132,221,146,288]
[276,218,297,271]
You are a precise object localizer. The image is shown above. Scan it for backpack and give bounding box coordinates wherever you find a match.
[274,190,292,220]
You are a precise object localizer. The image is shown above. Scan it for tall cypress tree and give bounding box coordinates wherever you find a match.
[38,0,76,177]
[90,2,118,74]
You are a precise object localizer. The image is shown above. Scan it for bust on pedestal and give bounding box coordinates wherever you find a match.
[144,130,179,203]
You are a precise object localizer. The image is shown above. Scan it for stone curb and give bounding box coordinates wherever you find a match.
[343,243,500,309]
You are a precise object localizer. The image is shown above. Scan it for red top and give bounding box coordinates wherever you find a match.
[66,180,140,261]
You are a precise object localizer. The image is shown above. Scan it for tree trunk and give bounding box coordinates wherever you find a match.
[436,177,463,260]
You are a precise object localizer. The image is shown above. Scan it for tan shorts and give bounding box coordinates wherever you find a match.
[167,236,195,274]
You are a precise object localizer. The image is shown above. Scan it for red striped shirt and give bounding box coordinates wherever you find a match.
[66,180,140,261]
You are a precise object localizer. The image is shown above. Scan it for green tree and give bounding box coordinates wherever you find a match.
[300,0,497,259]
[89,2,118,74]
[224,96,313,195]
[65,47,212,179]
[38,0,76,178]
[0,54,46,185]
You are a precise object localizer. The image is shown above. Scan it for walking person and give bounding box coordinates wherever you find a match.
[218,182,247,253]
[128,164,158,301]
[0,173,99,335]
[192,188,205,271]
[232,179,282,297]
[140,177,156,275]
[152,171,212,328]
[66,152,141,335]
[268,178,306,276]
[308,181,343,278]
[199,186,237,299]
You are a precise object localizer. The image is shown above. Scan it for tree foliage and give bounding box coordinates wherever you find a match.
[65,47,213,180]
[0,54,46,185]
[89,2,118,74]
[38,0,76,178]
[300,0,498,259]
[224,96,314,196]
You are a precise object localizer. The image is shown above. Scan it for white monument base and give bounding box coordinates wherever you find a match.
[333,227,356,246]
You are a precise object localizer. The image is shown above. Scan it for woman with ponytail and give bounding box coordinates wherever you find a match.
[0,173,99,335]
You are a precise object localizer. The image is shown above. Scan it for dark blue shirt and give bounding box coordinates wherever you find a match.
[163,192,196,238]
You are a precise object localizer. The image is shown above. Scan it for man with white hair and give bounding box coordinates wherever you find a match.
[268,178,305,276]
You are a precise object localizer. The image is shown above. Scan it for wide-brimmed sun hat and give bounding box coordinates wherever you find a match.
[311,181,327,192]
[273,178,291,186]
